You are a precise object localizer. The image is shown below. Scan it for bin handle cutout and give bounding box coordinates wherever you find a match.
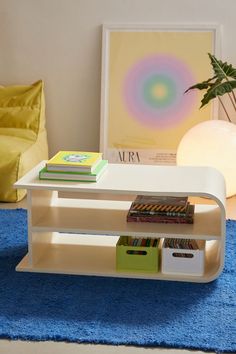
[172,252,194,258]
[126,250,147,255]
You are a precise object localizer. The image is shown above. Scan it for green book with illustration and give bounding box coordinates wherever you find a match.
[39,159,108,182]
[46,150,102,172]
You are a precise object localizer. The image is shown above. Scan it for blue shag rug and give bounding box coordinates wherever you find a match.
[0,209,235,353]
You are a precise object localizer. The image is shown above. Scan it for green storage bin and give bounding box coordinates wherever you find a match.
[116,236,159,273]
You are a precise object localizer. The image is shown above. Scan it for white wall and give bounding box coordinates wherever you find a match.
[0,0,236,156]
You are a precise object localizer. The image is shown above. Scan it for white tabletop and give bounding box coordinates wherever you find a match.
[14,161,226,207]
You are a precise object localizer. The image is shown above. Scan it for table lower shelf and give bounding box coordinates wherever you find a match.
[16,234,223,283]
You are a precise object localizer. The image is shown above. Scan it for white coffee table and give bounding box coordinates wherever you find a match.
[14,161,226,283]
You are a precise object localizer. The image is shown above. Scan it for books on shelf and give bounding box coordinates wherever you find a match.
[163,238,199,250]
[46,150,102,173]
[123,236,160,248]
[127,195,195,224]
[39,159,108,182]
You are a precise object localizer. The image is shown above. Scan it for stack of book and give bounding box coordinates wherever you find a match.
[39,150,108,182]
[127,195,195,224]
[163,238,199,251]
[123,236,160,248]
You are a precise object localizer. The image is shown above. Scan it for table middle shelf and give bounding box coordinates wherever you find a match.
[31,198,223,239]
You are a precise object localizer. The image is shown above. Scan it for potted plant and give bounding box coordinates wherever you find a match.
[177,53,236,197]
[185,53,236,122]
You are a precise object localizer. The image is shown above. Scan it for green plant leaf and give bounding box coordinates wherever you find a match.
[184,77,216,93]
[184,53,236,122]
[200,80,236,107]
[208,53,236,80]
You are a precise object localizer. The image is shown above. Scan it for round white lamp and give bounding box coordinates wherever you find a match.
[176,120,236,197]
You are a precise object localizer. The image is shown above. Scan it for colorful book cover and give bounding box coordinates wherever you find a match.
[39,160,108,182]
[128,195,190,217]
[126,215,194,224]
[127,205,195,224]
[46,151,102,172]
[132,195,188,206]
[128,202,190,216]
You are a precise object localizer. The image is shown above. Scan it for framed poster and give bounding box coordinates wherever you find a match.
[100,24,220,165]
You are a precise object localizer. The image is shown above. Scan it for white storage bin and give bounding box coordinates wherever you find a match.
[162,239,205,276]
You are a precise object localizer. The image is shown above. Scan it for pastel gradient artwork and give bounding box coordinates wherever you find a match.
[101,26,218,164]
[123,54,197,129]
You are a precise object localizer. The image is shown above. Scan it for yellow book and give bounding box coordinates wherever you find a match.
[46,151,102,172]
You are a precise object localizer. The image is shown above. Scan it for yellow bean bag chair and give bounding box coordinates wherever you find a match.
[0,80,48,202]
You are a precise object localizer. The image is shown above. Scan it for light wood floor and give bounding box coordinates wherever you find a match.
[0,195,235,354]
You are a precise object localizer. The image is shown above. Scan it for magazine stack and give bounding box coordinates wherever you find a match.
[127,195,195,224]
